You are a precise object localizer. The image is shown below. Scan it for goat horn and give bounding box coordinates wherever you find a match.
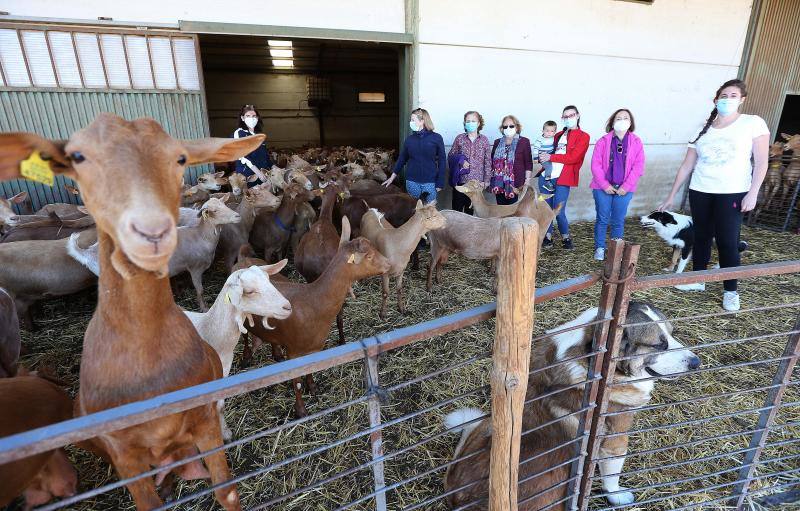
[245,313,255,327]
[261,317,275,330]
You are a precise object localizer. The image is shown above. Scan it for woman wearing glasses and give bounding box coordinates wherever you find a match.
[538,105,590,249]
[589,109,645,261]
[233,104,272,186]
[490,115,533,205]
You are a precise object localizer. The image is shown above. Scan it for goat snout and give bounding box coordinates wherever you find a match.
[129,220,172,244]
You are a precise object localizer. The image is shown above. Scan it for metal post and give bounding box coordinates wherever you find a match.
[576,242,640,511]
[364,354,388,511]
[567,239,626,509]
[730,309,800,508]
[488,218,539,511]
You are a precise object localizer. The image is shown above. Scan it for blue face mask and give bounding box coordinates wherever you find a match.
[464,121,478,133]
[716,98,741,116]
[409,120,421,132]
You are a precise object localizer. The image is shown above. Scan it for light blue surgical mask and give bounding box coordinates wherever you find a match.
[464,121,478,133]
[716,98,741,116]
[409,121,421,132]
[563,116,578,129]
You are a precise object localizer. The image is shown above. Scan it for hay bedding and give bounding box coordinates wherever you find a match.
[12,219,800,511]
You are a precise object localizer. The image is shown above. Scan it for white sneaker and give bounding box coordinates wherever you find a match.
[723,291,740,311]
[675,282,706,291]
[593,248,605,261]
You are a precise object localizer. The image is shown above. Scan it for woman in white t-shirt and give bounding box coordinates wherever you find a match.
[658,79,770,311]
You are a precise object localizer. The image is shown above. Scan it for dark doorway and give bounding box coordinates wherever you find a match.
[776,94,800,140]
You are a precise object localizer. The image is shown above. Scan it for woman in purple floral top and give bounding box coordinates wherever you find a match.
[448,111,492,214]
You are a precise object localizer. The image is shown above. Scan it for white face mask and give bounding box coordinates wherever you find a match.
[613,119,631,132]
[503,127,517,138]
[243,117,258,129]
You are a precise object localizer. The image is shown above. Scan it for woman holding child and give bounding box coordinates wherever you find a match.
[538,105,590,249]
[590,108,645,261]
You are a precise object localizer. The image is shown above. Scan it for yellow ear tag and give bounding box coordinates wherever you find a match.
[225,292,231,304]
[538,195,546,202]
[20,151,55,186]
[347,254,356,264]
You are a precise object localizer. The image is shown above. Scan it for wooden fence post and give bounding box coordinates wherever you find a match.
[489,217,539,511]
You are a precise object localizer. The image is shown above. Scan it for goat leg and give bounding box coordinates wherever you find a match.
[193,409,241,511]
[292,377,309,418]
[189,269,208,312]
[396,274,406,314]
[426,256,435,292]
[379,273,390,320]
[410,246,420,271]
[305,373,318,396]
[336,310,345,345]
[108,449,164,510]
[270,342,284,362]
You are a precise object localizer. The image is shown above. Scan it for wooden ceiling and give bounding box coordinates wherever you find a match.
[199,34,399,74]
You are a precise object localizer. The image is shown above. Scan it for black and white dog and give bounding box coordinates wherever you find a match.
[640,211,748,273]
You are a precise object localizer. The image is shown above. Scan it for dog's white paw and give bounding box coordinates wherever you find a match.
[606,489,635,506]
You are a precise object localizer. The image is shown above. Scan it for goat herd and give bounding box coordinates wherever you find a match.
[0,114,559,510]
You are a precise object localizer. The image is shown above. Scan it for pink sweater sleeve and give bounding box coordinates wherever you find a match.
[591,136,612,190]
[621,138,646,191]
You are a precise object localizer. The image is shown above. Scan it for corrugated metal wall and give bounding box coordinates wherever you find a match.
[743,0,800,133]
[0,90,210,212]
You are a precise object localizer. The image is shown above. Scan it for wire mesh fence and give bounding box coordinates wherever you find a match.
[746,153,800,233]
[1,238,799,511]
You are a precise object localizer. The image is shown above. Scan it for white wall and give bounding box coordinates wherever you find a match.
[2,0,407,33]
[416,0,754,220]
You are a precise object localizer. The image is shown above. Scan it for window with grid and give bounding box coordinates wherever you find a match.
[0,27,200,91]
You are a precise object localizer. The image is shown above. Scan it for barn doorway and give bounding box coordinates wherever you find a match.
[777,94,800,139]
[198,35,401,152]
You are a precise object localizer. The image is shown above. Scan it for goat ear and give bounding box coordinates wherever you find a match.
[10,191,28,204]
[415,199,423,209]
[64,184,80,196]
[259,258,288,276]
[247,174,259,183]
[0,133,73,181]
[181,135,266,165]
[221,192,231,203]
[781,133,791,141]
[214,171,225,178]
[340,216,351,246]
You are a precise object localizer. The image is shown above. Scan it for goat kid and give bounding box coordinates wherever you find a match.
[360,201,446,319]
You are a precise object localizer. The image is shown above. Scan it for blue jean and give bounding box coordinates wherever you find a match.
[406,180,437,203]
[592,188,634,249]
[538,176,570,236]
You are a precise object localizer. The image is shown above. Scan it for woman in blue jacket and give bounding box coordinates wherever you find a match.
[233,104,272,187]
[382,108,446,203]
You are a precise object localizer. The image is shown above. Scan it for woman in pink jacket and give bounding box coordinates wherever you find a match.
[590,109,645,260]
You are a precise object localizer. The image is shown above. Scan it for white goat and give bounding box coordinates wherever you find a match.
[185,263,292,439]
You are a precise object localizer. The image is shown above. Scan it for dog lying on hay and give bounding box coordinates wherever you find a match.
[444,301,701,510]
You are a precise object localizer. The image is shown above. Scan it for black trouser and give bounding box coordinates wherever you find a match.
[451,187,474,214]
[495,193,518,205]
[689,189,747,292]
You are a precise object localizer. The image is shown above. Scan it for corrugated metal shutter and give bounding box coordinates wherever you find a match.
[743,0,800,133]
[0,28,210,212]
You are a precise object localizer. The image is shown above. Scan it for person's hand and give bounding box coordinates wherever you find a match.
[436,188,442,192]
[462,161,470,169]
[539,152,551,163]
[616,187,627,196]
[741,190,758,212]
[657,196,674,211]
[251,165,268,183]
[604,185,616,195]
[382,174,397,187]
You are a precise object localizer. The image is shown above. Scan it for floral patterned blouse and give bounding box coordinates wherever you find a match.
[448,132,492,184]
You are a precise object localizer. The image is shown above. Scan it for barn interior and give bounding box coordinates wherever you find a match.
[199,35,401,151]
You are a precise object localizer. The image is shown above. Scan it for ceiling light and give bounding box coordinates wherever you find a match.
[269,49,293,58]
[268,40,292,47]
[272,59,294,67]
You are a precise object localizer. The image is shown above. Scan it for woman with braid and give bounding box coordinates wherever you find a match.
[658,79,770,311]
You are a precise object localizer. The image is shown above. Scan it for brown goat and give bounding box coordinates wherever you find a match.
[248,234,390,417]
[1,211,95,243]
[360,201,446,318]
[250,183,317,262]
[217,184,282,273]
[0,375,78,510]
[0,191,29,228]
[454,179,525,218]
[0,287,20,377]
[781,133,800,207]
[295,183,352,343]
[0,113,263,510]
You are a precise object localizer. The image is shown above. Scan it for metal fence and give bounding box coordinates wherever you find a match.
[0,233,799,510]
[746,153,800,233]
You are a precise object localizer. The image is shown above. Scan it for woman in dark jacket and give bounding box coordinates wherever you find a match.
[233,104,272,187]
[490,114,533,205]
[383,108,446,203]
